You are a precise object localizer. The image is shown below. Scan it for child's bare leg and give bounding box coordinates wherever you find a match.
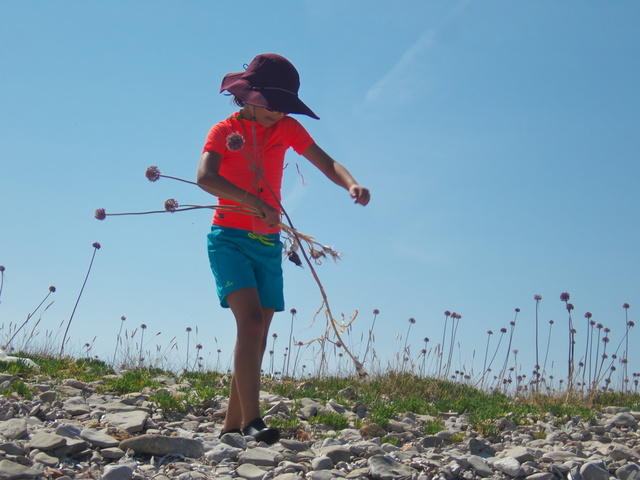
[223,287,274,432]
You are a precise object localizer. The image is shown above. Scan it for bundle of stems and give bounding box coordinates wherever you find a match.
[96,161,366,377]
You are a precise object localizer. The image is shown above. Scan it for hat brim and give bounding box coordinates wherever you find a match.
[221,72,319,120]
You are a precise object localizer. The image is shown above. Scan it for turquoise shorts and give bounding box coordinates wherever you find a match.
[207,225,285,311]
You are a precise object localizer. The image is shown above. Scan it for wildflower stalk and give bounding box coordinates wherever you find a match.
[534,295,542,389]
[480,330,493,390]
[623,303,631,392]
[362,309,380,365]
[112,316,126,367]
[60,243,101,357]
[439,311,451,378]
[0,265,5,304]
[497,309,519,387]
[4,285,56,350]
[445,312,461,379]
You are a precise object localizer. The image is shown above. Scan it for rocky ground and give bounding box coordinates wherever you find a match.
[0,372,639,480]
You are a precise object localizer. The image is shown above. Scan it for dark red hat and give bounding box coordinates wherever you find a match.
[220,53,319,119]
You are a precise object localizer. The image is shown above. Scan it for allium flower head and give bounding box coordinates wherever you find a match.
[141,324,147,329]
[549,320,555,324]
[95,208,106,220]
[629,321,635,327]
[534,294,542,301]
[226,132,245,151]
[623,303,631,309]
[515,308,520,313]
[373,309,380,315]
[121,316,126,321]
[186,327,192,332]
[164,198,179,212]
[290,308,297,315]
[92,242,101,249]
[566,303,574,311]
[0,265,4,272]
[560,292,570,302]
[145,165,161,182]
[500,327,507,333]
[424,337,429,342]
[444,310,451,317]
[49,286,56,292]
[585,312,592,319]
[487,330,493,335]
[408,317,416,324]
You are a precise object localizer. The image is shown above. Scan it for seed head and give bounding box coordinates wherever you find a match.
[164,198,179,212]
[560,292,570,302]
[145,165,161,182]
[94,208,106,220]
[226,132,245,151]
[92,242,101,249]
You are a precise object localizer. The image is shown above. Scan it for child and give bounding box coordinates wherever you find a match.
[196,53,370,444]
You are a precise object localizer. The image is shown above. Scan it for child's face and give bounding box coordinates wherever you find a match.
[243,105,286,128]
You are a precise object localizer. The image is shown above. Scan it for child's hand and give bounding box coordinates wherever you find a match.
[349,185,371,206]
[258,202,281,229]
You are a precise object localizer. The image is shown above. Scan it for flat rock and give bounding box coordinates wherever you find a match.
[0,459,43,479]
[103,409,149,433]
[580,462,610,480]
[101,464,134,480]
[29,431,67,451]
[468,455,494,477]
[119,434,204,458]
[206,442,243,462]
[236,462,267,480]
[238,446,283,466]
[80,428,120,448]
[494,456,523,477]
[367,454,417,480]
[0,418,27,440]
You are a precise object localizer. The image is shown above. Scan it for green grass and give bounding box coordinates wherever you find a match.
[1,355,638,428]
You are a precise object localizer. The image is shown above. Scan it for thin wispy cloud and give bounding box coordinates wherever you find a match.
[364,0,470,106]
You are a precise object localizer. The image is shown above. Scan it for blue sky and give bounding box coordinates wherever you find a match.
[2,1,639,388]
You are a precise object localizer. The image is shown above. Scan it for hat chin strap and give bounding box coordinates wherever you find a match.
[251,86,298,97]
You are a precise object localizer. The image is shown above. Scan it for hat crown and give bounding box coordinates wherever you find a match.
[242,54,300,94]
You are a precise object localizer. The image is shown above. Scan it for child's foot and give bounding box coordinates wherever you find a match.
[218,428,242,439]
[242,417,280,445]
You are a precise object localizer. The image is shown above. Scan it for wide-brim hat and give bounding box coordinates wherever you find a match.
[220,53,319,120]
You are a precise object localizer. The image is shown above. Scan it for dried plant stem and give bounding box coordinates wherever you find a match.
[60,244,100,357]
[4,288,55,350]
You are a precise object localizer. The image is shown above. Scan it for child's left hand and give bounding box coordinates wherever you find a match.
[349,185,371,206]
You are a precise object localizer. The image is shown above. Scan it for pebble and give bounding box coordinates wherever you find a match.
[0,375,639,479]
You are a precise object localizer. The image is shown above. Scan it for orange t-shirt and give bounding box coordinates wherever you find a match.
[202,112,314,233]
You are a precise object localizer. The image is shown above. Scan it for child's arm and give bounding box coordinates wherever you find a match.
[302,143,371,206]
[197,150,281,228]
